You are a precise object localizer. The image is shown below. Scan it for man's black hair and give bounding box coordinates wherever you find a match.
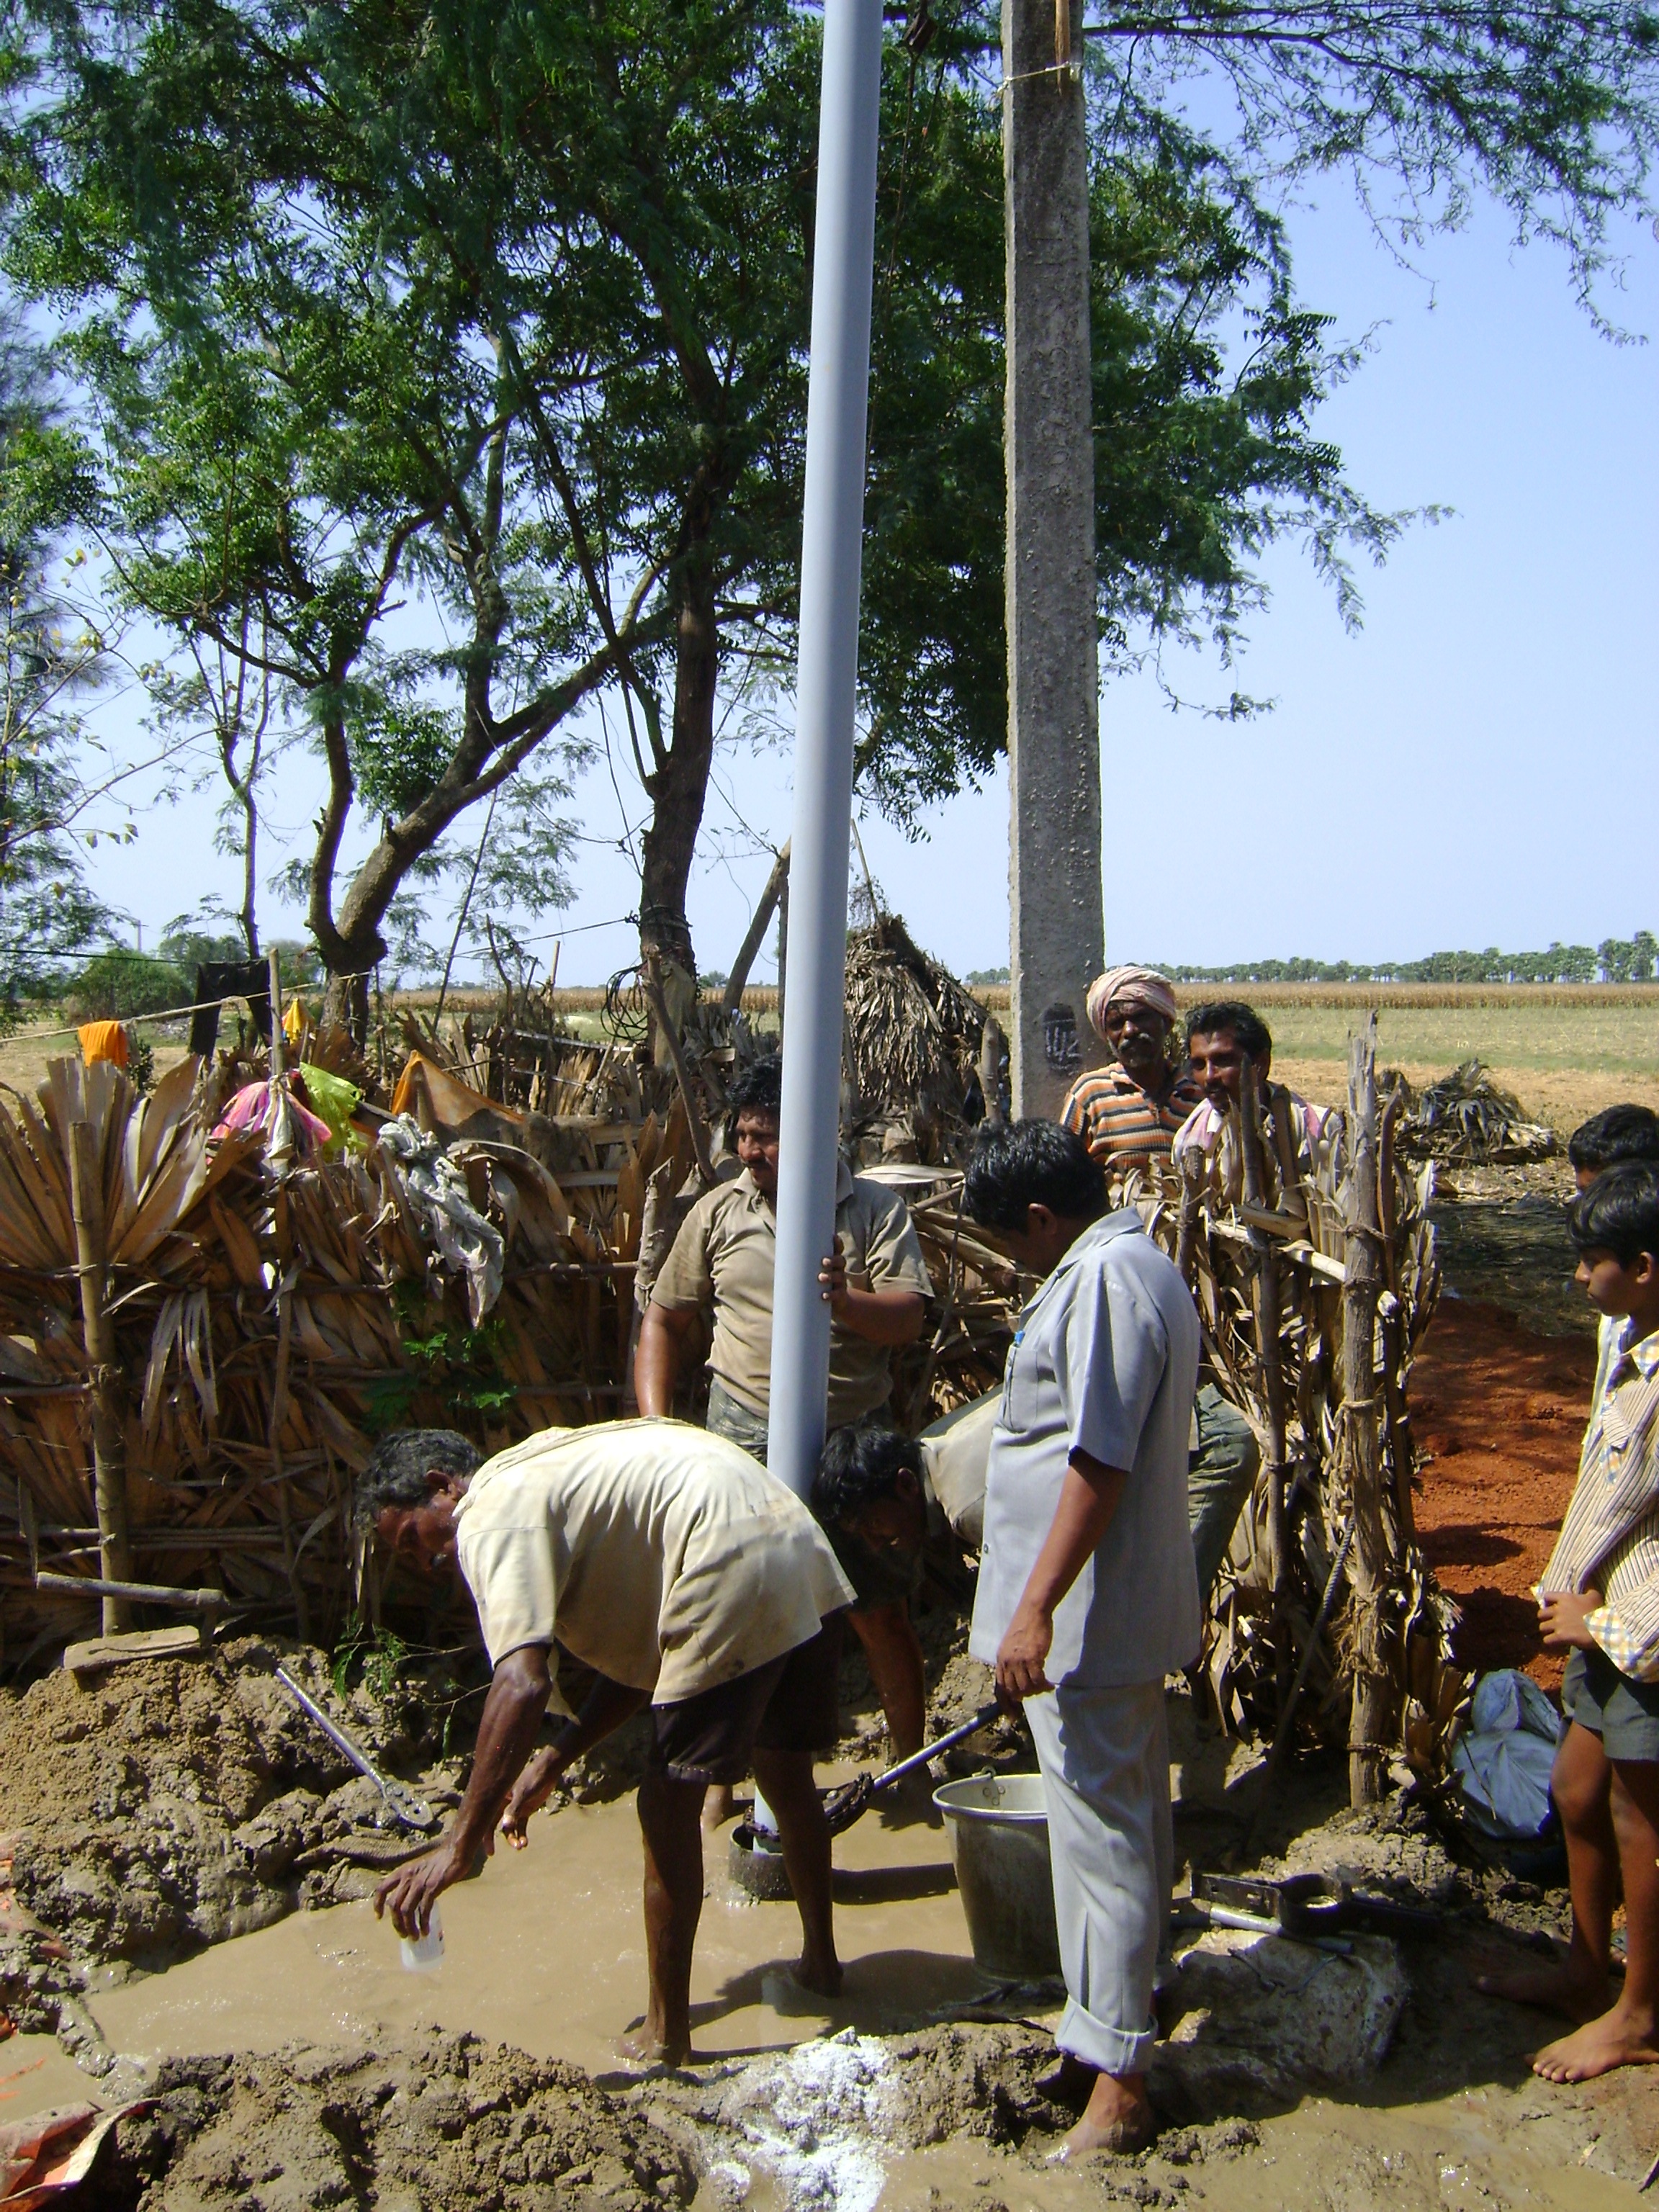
[1568,1161,1659,1269]
[354,1428,481,1527]
[727,1056,783,1123]
[963,1118,1106,1232]
[812,1424,924,1527]
[1568,1103,1659,1174]
[1184,999,1272,1061]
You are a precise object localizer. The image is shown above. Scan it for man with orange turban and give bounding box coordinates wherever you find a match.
[1061,967,1201,1182]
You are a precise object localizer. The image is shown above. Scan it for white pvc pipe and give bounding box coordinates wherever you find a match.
[766,0,885,1499]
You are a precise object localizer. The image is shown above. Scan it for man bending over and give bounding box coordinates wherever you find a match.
[364,1419,853,2064]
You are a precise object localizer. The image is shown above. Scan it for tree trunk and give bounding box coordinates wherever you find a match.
[639,568,719,1014]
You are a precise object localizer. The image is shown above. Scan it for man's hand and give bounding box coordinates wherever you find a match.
[818,1249,927,1344]
[995,1599,1054,1709]
[1539,1588,1604,1650]
[373,1832,487,1938]
[500,1747,568,1848]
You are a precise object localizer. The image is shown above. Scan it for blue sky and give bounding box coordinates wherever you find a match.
[88,182,1659,988]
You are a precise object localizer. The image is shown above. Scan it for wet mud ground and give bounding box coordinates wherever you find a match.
[6,1709,1659,2208]
[5,1179,1658,2207]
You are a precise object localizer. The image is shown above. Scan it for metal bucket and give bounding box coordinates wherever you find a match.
[933,1772,1061,1982]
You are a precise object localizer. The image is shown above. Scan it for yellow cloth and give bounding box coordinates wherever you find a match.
[452,1417,854,1704]
[282,996,307,1046]
[77,1021,128,1069]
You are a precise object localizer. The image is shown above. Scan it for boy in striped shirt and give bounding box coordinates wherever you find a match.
[1480,1161,1659,2081]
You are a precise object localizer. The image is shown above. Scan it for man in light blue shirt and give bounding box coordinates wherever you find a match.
[966,1120,1200,2157]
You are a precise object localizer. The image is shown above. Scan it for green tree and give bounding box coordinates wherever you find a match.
[6,1,1653,1010]
[0,319,122,1017]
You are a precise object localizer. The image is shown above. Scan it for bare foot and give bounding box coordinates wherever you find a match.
[613,2023,690,2069]
[1474,1952,1610,2023]
[1034,2052,1094,2111]
[1532,2002,1659,2083]
[793,1949,844,2000]
[1046,2070,1155,2160]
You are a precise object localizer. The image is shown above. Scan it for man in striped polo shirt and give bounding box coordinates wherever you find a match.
[1061,966,1258,1604]
[1480,1161,1659,2083]
[1060,967,1202,1184]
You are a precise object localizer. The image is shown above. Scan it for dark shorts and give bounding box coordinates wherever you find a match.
[1562,1646,1659,1763]
[648,1612,846,1786]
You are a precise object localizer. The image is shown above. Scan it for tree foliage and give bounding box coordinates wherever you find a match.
[3,0,1654,998]
[1164,932,1659,982]
[0,320,122,1015]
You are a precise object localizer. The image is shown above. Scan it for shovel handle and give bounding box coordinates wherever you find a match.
[869,1700,1003,1794]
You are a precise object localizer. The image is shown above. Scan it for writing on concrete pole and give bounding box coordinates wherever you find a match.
[1002,0,1105,1119]
[766,0,884,1498]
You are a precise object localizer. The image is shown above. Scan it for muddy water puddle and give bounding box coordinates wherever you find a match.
[88,1791,985,2077]
[22,1787,1655,2211]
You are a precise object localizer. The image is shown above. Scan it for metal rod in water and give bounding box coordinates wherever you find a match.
[766,0,885,1499]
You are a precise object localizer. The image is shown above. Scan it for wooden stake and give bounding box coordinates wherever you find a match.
[67,1118,132,1636]
[266,945,297,1174]
[1239,1063,1289,1601]
[1341,1014,1392,1806]
[723,844,791,1017]
[979,1015,1007,1128]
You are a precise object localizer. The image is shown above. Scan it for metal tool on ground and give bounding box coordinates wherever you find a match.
[272,1665,439,1833]
[822,1700,1004,1836]
[1190,1869,1441,1945]
[729,1700,1005,1899]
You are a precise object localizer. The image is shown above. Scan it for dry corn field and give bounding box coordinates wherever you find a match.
[4,984,1653,1133]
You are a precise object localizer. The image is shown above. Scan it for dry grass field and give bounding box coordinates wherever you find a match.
[3,984,1652,1136]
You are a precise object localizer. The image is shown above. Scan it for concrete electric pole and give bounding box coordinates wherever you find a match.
[1002,0,1104,1118]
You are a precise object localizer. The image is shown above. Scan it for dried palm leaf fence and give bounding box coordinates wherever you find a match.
[1135,1017,1467,1805]
[0,1024,1017,1675]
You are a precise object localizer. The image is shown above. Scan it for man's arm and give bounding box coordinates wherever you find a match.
[819,1249,927,1344]
[635,1301,698,1416]
[994,1449,1127,1708]
[500,1673,651,1843]
[374,1644,554,1937]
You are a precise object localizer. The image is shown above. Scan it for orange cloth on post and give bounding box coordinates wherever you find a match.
[77,1021,128,1069]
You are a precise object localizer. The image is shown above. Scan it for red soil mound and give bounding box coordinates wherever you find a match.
[1411,1298,1595,1689]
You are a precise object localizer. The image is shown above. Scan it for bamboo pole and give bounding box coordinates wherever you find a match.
[722,843,791,1015]
[1174,1141,1205,1285]
[1238,1062,1290,1601]
[67,1118,132,1636]
[266,945,297,1175]
[979,1015,1007,1128]
[1341,1014,1393,1805]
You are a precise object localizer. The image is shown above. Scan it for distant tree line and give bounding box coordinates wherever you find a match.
[1156,935,1659,986]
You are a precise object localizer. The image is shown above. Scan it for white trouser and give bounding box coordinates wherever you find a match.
[1024,1678,1170,2078]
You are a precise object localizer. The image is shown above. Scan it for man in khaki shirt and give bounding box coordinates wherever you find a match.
[365,1419,853,2065]
[636,1056,935,1779]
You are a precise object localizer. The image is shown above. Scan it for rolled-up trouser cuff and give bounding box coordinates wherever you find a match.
[1056,1993,1157,2077]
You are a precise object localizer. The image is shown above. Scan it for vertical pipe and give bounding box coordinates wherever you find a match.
[766,0,884,1498]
